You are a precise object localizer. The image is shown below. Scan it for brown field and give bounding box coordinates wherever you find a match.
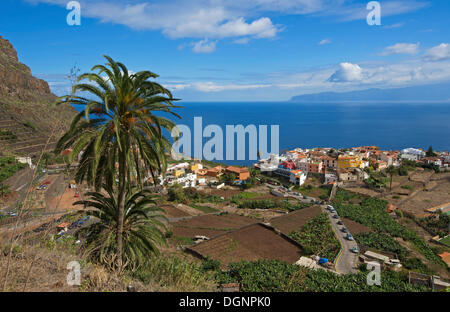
[172,213,257,230]
[188,223,302,266]
[172,226,227,239]
[341,218,372,235]
[399,179,450,217]
[160,204,191,218]
[268,205,322,234]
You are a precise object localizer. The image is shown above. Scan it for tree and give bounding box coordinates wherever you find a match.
[41,152,52,167]
[220,173,236,184]
[74,185,167,269]
[426,146,437,157]
[55,56,180,267]
[386,165,396,191]
[168,183,185,202]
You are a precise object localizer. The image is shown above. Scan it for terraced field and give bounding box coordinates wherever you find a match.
[269,205,322,235]
[188,223,303,267]
[170,213,258,242]
[0,106,58,156]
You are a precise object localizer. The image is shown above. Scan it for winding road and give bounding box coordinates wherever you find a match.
[323,205,359,274]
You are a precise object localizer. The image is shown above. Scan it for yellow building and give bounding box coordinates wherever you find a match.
[338,155,362,169]
[174,169,184,177]
[190,163,203,172]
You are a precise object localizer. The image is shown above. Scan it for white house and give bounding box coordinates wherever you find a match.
[15,156,32,168]
[289,170,307,186]
[400,148,425,161]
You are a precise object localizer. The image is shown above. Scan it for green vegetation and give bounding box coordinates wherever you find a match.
[417,213,450,238]
[74,186,167,267]
[289,213,340,260]
[354,232,408,260]
[168,184,224,204]
[56,56,180,269]
[332,190,446,268]
[439,236,450,247]
[0,156,26,183]
[401,185,413,190]
[215,260,427,292]
[0,129,17,141]
[231,196,310,211]
[132,254,216,291]
[366,171,389,189]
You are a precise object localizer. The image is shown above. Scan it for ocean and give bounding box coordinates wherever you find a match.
[75,102,450,166]
[171,102,450,166]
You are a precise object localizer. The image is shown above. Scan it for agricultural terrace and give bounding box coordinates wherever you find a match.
[332,189,449,277]
[269,205,322,235]
[188,223,302,267]
[170,213,257,245]
[215,259,429,292]
[289,213,341,261]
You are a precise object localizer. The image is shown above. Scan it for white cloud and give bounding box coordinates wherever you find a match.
[318,38,331,45]
[26,0,429,47]
[380,42,420,56]
[233,37,251,45]
[192,39,217,53]
[328,63,363,82]
[424,43,450,61]
[383,22,405,29]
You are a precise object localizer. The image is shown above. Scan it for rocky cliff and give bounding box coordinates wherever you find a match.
[0,35,76,156]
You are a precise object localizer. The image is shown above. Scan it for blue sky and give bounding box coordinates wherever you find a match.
[2,0,450,101]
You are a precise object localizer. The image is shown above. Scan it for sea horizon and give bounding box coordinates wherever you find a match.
[74,101,450,167]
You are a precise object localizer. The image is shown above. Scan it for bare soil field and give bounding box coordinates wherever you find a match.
[172,226,226,239]
[399,179,450,217]
[342,187,379,198]
[219,204,285,222]
[47,187,82,212]
[409,170,435,184]
[341,218,372,235]
[160,204,191,218]
[269,205,322,235]
[188,223,302,267]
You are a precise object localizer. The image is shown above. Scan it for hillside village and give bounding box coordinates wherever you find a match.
[0,33,449,293]
[1,142,450,291]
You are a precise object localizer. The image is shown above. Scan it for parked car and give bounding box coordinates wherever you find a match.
[327,205,334,210]
[337,220,343,225]
[347,233,354,241]
[341,227,348,233]
[333,214,339,219]
[352,246,359,253]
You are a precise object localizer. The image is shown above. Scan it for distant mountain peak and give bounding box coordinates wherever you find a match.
[290,83,450,103]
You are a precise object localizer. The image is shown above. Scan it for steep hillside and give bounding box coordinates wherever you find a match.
[0,35,76,156]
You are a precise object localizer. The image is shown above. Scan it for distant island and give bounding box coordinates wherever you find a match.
[290,83,450,103]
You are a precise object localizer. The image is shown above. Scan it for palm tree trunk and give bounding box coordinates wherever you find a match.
[117,151,127,268]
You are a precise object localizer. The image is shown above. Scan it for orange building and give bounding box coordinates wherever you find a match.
[226,166,250,181]
[206,166,225,177]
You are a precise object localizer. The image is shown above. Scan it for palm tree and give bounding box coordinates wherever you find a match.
[74,185,167,269]
[386,165,397,191]
[55,56,180,266]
